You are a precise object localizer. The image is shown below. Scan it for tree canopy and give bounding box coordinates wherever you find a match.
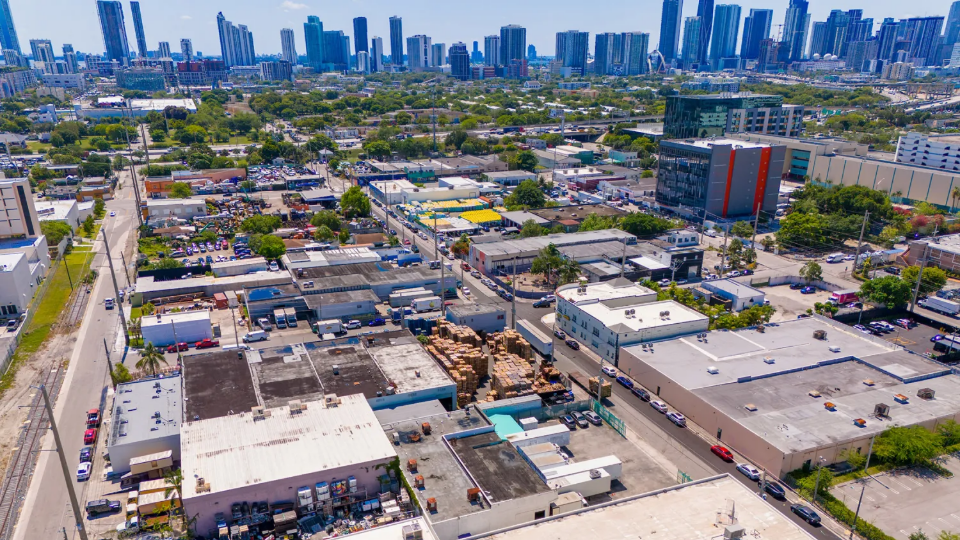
[240,215,282,235]
[619,212,674,237]
[902,265,947,296]
[256,235,287,259]
[504,179,545,209]
[859,276,913,308]
[340,186,371,218]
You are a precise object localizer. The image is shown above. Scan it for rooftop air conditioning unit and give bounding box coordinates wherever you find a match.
[724,524,747,540]
[874,403,890,417]
[763,357,775,364]
[251,405,267,420]
[808,390,821,398]
[707,366,719,374]
[829,346,841,353]
[744,403,758,411]
[325,394,341,407]
[289,400,303,414]
[814,330,827,340]
[589,469,602,479]
[918,388,936,400]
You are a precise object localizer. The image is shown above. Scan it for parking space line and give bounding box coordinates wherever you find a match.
[889,477,912,491]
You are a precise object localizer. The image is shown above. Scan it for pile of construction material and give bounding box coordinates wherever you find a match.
[486,329,536,400]
[589,376,613,398]
[426,322,489,407]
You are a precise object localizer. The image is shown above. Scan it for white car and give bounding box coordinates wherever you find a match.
[736,463,761,481]
[666,411,686,426]
[269,261,279,272]
[462,287,471,296]
[109,211,116,217]
[77,462,92,481]
[601,366,617,377]
[650,400,668,413]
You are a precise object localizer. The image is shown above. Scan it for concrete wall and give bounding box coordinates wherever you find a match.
[108,433,181,474]
[446,311,506,334]
[314,298,379,320]
[0,254,36,313]
[185,459,389,534]
[809,154,960,208]
[429,490,557,540]
[141,317,212,347]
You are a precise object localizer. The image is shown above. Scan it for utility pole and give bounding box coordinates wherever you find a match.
[849,480,867,540]
[511,256,517,330]
[852,210,870,278]
[619,236,627,278]
[440,233,446,317]
[119,252,132,286]
[101,229,130,344]
[138,121,151,168]
[64,258,74,290]
[720,225,729,278]
[751,204,761,249]
[911,244,929,311]
[104,337,115,388]
[39,384,90,540]
[432,85,438,153]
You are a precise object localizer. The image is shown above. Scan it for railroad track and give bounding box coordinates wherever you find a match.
[0,363,65,540]
[65,285,92,328]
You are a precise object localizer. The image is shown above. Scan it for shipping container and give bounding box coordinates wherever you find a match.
[411,296,442,312]
[517,319,552,359]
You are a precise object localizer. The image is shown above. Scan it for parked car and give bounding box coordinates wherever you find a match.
[104,298,115,309]
[195,338,220,349]
[650,400,668,413]
[615,376,634,389]
[369,318,387,327]
[631,387,650,401]
[790,504,821,525]
[533,298,553,308]
[711,445,734,461]
[666,411,686,427]
[800,287,816,294]
[242,331,268,343]
[76,462,92,481]
[166,342,189,353]
[559,414,577,430]
[932,334,945,342]
[345,320,362,330]
[736,463,761,480]
[553,329,566,340]
[601,366,617,377]
[6,319,19,332]
[583,411,603,426]
[764,482,786,499]
[79,446,93,464]
[85,499,120,516]
[85,409,100,428]
[570,411,590,428]
[564,338,580,350]
[83,428,97,444]
[790,283,804,290]
[471,271,481,278]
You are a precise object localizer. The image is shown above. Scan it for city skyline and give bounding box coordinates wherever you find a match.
[5,0,958,59]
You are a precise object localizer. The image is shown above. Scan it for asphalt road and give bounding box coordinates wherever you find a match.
[13,173,139,540]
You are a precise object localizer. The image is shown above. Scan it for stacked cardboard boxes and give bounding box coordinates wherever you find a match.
[427,322,490,407]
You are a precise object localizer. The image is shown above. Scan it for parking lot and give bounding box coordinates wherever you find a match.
[831,455,960,539]
[759,284,832,321]
[856,315,946,357]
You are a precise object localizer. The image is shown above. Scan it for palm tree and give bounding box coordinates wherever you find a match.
[163,468,187,532]
[136,343,169,376]
[557,259,581,286]
[952,187,960,212]
[129,317,142,342]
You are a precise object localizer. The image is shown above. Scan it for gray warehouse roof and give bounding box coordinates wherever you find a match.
[109,376,182,448]
[446,303,506,318]
[473,229,635,258]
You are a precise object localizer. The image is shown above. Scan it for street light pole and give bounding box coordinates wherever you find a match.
[812,456,825,506]
[37,384,90,540]
[101,228,130,344]
[849,480,867,540]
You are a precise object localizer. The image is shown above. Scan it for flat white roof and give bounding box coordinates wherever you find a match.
[482,475,815,540]
[129,98,197,111]
[35,200,76,221]
[0,252,24,271]
[181,394,397,499]
[557,279,656,304]
[687,138,769,149]
[141,310,210,329]
[371,179,416,191]
[146,199,205,207]
[579,299,707,332]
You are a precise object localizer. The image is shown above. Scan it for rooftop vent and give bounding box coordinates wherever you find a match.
[894,394,909,404]
[707,366,719,374]
[814,330,827,340]
[824,402,836,411]
[829,346,841,353]
[863,379,876,387]
[874,403,890,417]
[918,388,936,400]
[589,469,602,479]
[808,390,821,398]
[324,394,341,407]
[763,357,775,364]
[744,403,757,411]
[289,400,304,414]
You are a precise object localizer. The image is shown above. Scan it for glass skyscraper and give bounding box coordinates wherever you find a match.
[130,1,148,59]
[659,0,683,63]
[389,16,403,65]
[500,25,526,64]
[709,4,741,67]
[0,0,20,55]
[741,9,773,60]
[304,16,323,71]
[97,0,130,64]
[353,17,368,54]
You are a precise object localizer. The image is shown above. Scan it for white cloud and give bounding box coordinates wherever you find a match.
[281,0,308,9]
[180,15,191,19]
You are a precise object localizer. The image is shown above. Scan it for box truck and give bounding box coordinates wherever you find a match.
[284,307,298,327]
[411,296,443,313]
[314,320,343,334]
[919,297,960,316]
[273,308,287,329]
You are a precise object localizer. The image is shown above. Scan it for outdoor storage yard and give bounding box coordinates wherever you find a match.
[831,455,960,539]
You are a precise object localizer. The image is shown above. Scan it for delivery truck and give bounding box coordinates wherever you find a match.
[390,306,414,323]
[828,289,859,305]
[284,307,298,327]
[517,318,552,359]
[411,296,442,313]
[314,319,343,334]
[273,308,287,329]
[918,296,960,316]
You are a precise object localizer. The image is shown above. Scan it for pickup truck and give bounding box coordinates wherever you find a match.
[85,409,100,428]
[195,338,220,349]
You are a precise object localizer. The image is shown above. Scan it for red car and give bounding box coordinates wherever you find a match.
[83,428,97,445]
[711,445,734,462]
[195,338,220,349]
[85,409,100,428]
[166,342,188,353]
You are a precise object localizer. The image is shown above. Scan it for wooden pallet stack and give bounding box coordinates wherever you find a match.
[534,365,567,396]
[491,353,536,400]
[589,376,613,398]
[427,322,489,406]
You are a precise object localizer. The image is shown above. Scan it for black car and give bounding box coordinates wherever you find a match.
[790,504,821,525]
[565,338,580,350]
[559,414,577,430]
[79,446,93,464]
[631,387,650,401]
[790,283,804,290]
[85,499,120,516]
[763,482,786,499]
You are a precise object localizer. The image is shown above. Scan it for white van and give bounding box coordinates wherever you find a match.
[243,330,269,343]
[825,253,844,263]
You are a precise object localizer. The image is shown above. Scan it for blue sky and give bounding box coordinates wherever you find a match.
[10,0,958,57]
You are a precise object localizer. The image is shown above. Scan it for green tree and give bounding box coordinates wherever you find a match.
[168,182,193,199]
[338,228,350,243]
[578,214,616,232]
[875,425,943,466]
[310,210,342,230]
[619,212,673,237]
[909,531,930,540]
[520,219,545,238]
[938,420,960,447]
[937,532,960,540]
[530,244,563,286]
[40,221,73,246]
[110,362,133,385]
[512,150,539,172]
[240,215,281,235]
[727,238,744,268]
[730,221,754,238]
[799,261,823,282]
[859,276,913,308]
[93,198,106,218]
[256,235,287,259]
[776,211,827,248]
[150,258,185,270]
[902,265,948,296]
[641,169,654,178]
[504,179,546,209]
[839,448,867,471]
[363,140,392,160]
[314,225,335,241]
[795,466,834,499]
[341,186,371,218]
[388,235,400,247]
[163,468,186,530]
[136,343,169,376]
[82,215,95,235]
[557,259,581,285]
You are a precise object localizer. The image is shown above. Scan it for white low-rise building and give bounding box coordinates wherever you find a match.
[282,247,381,271]
[555,278,709,365]
[143,199,208,223]
[35,200,80,228]
[141,311,212,347]
[0,236,50,317]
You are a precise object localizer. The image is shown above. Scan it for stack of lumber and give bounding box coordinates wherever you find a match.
[486,330,532,360]
[491,353,536,400]
[588,376,613,398]
[534,364,567,395]
[427,322,490,406]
